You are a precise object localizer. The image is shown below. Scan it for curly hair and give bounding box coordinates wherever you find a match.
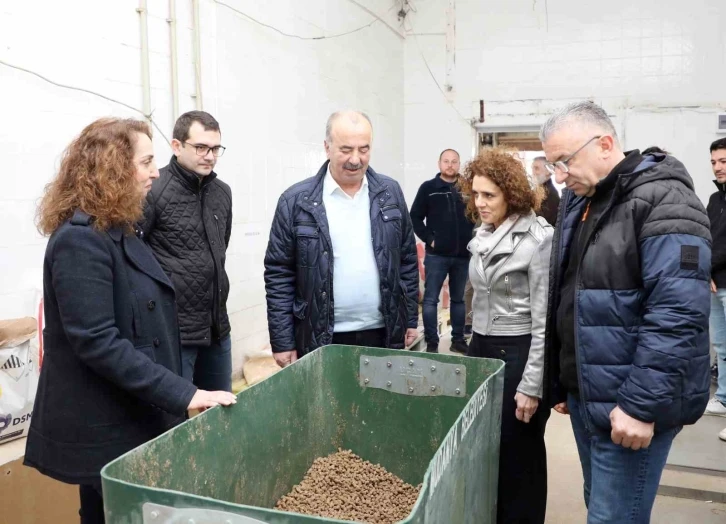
[458,147,544,224]
[36,118,152,235]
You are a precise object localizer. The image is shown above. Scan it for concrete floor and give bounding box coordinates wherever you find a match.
[436,333,726,523]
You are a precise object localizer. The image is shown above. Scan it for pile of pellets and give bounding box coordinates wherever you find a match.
[275,449,421,524]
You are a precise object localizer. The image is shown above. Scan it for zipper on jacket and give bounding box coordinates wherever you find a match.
[505,274,513,312]
[451,187,460,255]
[199,186,221,338]
[572,180,622,407]
[544,191,570,405]
[213,214,225,246]
[483,236,528,335]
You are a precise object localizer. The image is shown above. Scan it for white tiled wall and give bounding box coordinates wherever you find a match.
[403,0,726,204]
[0,0,404,374]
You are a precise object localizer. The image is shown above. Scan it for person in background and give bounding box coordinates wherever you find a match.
[264,110,419,366]
[460,147,553,523]
[26,118,235,524]
[532,156,560,226]
[705,137,726,444]
[410,149,474,353]
[542,101,710,523]
[141,111,233,392]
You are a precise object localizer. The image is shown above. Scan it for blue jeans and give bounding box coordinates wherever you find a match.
[567,394,680,523]
[710,291,726,403]
[181,335,232,392]
[423,254,469,345]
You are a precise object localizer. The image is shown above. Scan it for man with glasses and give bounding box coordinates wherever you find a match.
[141,111,233,392]
[541,101,711,522]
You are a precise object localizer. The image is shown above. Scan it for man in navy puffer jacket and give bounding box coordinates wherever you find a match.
[541,101,711,523]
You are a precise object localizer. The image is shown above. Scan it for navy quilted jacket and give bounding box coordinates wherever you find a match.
[544,153,712,432]
[264,162,419,355]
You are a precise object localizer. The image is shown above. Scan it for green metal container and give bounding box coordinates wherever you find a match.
[101,345,504,523]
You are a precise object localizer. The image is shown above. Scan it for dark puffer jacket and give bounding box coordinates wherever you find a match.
[141,156,232,346]
[264,162,419,355]
[544,153,712,432]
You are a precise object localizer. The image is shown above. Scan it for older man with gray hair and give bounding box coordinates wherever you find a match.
[264,111,419,367]
[541,101,711,522]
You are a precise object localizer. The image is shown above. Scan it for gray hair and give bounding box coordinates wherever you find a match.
[325,110,373,143]
[539,101,618,144]
[532,156,546,163]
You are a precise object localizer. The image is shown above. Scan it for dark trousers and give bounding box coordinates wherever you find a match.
[181,334,233,392]
[79,483,104,524]
[468,333,549,524]
[422,254,469,345]
[332,328,386,348]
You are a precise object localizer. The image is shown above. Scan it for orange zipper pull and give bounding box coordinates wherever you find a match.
[582,201,591,222]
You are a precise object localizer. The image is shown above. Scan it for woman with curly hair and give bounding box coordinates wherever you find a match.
[459,147,553,523]
[25,118,236,524]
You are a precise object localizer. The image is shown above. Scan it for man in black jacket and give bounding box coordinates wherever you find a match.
[532,156,560,226]
[706,137,726,426]
[264,111,419,367]
[141,111,233,392]
[410,149,474,353]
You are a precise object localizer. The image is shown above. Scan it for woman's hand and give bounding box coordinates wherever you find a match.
[187,390,237,411]
[514,392,539,423]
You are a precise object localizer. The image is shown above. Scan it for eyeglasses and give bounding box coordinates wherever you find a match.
[182,142,226,157]
[544,136,601,176]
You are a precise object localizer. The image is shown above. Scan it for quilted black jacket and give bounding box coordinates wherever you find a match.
[264,162,419,356]
[141,156,232,345]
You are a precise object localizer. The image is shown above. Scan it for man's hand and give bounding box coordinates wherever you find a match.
[553,402,570,415]
[711,279,718,294]
[514,392,539,423]
[610,406,654,450]
[405,328,418,348]
[430,241,435,249]
[187,390,237,411]
[274,350,298,368]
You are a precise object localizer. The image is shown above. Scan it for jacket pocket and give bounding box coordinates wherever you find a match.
[295,222,319,268]
[380,206,402,222]
[380,206,402,246]
[292,297,309,320]
[135,344,156,363]
[213,213,226,249]
[504,274,513,312]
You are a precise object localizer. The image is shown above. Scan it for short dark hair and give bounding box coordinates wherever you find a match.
[642,146,669,155]
[439,149,460,161]
[172,111,220,142]
[532,156,546,163]
[711,138,726,153]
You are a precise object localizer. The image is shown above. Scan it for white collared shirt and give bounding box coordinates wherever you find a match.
[323,166,384,332]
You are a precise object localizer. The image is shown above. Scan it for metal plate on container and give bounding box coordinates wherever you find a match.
[359,355,466,397]
[143,503,267,524]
